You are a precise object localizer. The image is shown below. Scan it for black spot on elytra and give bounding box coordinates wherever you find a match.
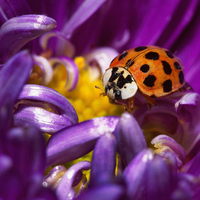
[162,79,172,92]
[174,62,182,70]
[108,67,121,82]
[179,71,184,84]
[135,46,148,52]
[118,51,128,61]
[143,75,156,87]
[126,59,135,67]
[162,61,172,75]
[117,74,134,89]
[145,52,159,60]
[165,51,174,58]
[140,64,150,73]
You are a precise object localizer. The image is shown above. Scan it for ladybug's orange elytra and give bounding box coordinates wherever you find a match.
[102,46,185,109]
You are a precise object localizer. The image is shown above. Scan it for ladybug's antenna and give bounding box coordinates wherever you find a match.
[95,86,107,96]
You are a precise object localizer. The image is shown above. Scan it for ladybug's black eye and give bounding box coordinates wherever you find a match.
[115,90,122,100]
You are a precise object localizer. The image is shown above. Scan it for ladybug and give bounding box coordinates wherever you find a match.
[102,46,185,110]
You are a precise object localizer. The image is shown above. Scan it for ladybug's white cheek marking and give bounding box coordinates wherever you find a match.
[103,68,112,88]
[121,82,138,99]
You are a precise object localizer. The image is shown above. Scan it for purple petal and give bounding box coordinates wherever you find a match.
[31,187,58,200]
[128,1,181,47]
[145,156,172,200]
[46,116,119,167]
[32,55,53,85]
[0,154,12,174]
[74,184,126,200]
[39,31,76,57]
[49,56,79,91]
[0,50,32,104]
[123,149,153,200]
[152,135,186,167]
[171,173,194,200]
[113,112,147,168]
[56,161,91,200]
[182,151,200,176]
[156,1,199,48]
[90,132,116,185]
[14,104,73,134]
[133,97,184,145]
[6,126,46,185]
[18,84,78,124]
[43,165,66,189]
[173,6,200,91]
[0,0,31,25]
[0,169,22,200]
[62,0,107,38]
[175,93,200,154]
[84,47,119,75]
[0,15,57,63]
[0,98,13,153]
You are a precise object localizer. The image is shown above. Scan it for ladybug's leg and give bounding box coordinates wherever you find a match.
[127,96,135,112]
[142,94,156,109]
[181,82,194,92]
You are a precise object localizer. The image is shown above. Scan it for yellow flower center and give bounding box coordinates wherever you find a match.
[47,56,124,122]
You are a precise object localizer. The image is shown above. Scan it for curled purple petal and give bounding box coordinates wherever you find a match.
[46,116,119,167]
[43,165,66,189]
[152,135,186,167]
[175,93,200,154]
[14,104,73,133]
[123,149,153,200]
[6,126,46,184]
[39,31,75,57]
[18,84,78,124]
[113,112,147,168]
[90,132,116,185]
[49,56,79,91]
[84,47,119,74]
[32,55,53,85]
[56,161,91,200]
[0,50,32,104]
[62,0,107,37]
[0,15,57,63]
[74,184,127,200]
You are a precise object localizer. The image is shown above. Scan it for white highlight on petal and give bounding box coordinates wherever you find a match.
[142,150,153,162]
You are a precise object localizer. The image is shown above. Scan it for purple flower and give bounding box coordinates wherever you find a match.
[1,0,200,200]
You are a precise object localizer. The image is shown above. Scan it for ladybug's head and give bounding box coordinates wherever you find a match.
[102,67,138,101]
